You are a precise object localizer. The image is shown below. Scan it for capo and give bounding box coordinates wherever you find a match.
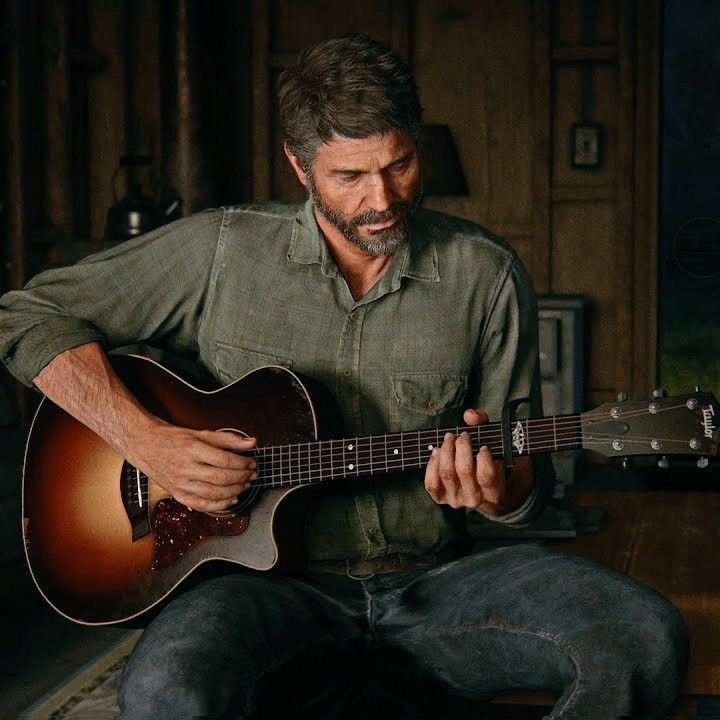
[501,397,530,480]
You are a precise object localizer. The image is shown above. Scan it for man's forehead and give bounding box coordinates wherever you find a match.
[315,130,416,169]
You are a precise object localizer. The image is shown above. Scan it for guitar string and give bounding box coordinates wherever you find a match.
[247,436,690,488]
[130,431,694,497]
[129,425,691,490]
[249,401,696,455]
[129,429,689,486]
[128,399,702,494]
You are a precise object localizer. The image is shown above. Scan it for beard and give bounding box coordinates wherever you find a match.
[307,173,422,257]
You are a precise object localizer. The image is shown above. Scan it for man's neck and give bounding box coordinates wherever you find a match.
[315,210,395,301]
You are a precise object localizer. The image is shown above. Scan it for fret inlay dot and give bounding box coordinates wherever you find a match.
[348,463,354,470]
[393,449,399,455]
[348,444,354,450]
[428,445,434,451]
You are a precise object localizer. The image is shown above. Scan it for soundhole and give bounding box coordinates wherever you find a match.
[206,428,262,518]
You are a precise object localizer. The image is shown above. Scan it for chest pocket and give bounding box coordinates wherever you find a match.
[390,372,468,431]
[213,340,293,385]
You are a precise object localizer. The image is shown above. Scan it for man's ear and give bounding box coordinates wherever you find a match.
[283,143,309,188]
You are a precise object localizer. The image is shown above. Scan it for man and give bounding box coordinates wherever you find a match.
[0,34,687,719]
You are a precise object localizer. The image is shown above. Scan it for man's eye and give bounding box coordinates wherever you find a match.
[341,174,360,183]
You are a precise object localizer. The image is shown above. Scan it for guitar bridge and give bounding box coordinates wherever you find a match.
[121,461,151,541]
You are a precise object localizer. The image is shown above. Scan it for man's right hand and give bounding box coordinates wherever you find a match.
[34,343,260,515]
[133,421,259,514]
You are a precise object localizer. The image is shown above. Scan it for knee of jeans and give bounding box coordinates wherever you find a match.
[573,591,689,695]
[637,592,689,680]
[118,654,227,720]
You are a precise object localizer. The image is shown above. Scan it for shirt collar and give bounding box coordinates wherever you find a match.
[288,199,439,283]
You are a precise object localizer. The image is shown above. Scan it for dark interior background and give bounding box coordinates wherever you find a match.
[659,0,720,395]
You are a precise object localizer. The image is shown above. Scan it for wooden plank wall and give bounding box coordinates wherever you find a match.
[1,0,253,277]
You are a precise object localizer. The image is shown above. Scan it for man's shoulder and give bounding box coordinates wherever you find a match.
[220,202,301,223]
[416,207,518,266]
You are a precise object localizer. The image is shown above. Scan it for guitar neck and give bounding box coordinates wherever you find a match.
[252,413,582,490]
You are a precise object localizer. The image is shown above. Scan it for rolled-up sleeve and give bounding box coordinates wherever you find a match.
[0,210,222,386]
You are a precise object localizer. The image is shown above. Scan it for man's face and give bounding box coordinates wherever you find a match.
[302,130,422,256]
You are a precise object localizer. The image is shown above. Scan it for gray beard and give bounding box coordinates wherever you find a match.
[307,174,421,257]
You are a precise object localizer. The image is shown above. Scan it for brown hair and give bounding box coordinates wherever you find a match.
[277,34,422,169]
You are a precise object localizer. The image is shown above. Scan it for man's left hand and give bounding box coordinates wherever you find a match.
[424,408,532,516]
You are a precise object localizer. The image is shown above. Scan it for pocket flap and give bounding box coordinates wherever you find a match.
[391,372,467,416]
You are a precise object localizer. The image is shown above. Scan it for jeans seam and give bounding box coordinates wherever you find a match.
[426,622,582,718]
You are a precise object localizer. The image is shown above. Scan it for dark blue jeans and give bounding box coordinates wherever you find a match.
[118,545,688,719]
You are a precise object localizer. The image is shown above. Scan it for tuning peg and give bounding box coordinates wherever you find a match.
[622,456,632,470]
[652,388,667,399]
[617,392,628,402]
[698,457,710,469]
[657,456,670,470]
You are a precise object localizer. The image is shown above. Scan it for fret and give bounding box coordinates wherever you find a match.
[328,440,335,480]
[525,419,530,455]
[357,437,365,475]
[308,443,322,482]
[384,434,388,474]
[278,444,282,485]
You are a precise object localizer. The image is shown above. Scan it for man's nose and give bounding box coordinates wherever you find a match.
[365,173,393,211]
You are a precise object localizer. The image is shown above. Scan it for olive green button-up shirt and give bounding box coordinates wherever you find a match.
[0,200,550,561]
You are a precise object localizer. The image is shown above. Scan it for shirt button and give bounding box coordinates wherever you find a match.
[367,528,378,541]
[343,369,352,378]
[349,311,358,320]
[428,400,437,410]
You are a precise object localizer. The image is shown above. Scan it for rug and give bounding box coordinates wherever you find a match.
[19,631,141,720]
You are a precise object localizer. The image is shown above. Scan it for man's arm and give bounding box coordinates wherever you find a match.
[0,211,259,512]
[35,342,257,513]
[423,250,552,524]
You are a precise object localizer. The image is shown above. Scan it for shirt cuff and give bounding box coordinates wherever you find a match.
[2,318,107,388]
[471,454,554,527]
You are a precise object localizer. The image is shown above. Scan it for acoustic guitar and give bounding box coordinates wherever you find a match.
[22,354,719,625]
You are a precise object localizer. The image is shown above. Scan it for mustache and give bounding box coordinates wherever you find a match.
[354,204,413,227]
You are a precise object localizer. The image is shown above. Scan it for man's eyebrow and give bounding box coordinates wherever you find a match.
[329,151,415,176]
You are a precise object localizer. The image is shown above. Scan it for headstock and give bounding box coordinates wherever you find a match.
[581,390,719,461]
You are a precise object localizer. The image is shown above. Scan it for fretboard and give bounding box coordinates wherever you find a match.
[251,413,582,490]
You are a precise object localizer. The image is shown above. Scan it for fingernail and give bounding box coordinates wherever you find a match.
[431,448,438,457]
[250,472,258,481]
[250,460,257,470]
[444,432,453,441]
[480,445,490,453]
